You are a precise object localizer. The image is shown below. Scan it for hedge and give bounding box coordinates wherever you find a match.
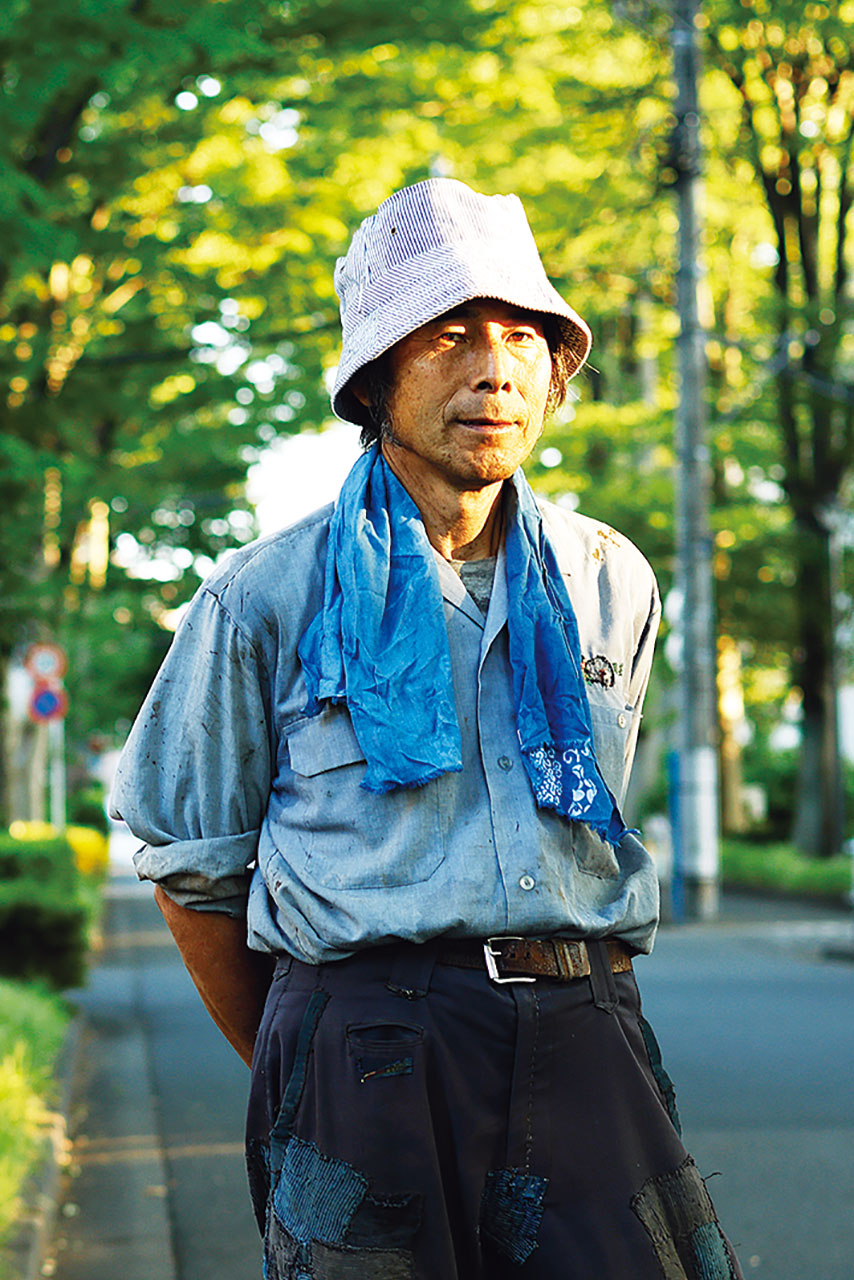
[721,838,853,901]
[0,835,77,893]
[0,830,103,990]
[0,880,88,990]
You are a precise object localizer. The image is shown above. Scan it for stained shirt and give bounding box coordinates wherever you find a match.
[110,496,662,964]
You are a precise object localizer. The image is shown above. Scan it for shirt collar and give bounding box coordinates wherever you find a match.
[433,550,484,628]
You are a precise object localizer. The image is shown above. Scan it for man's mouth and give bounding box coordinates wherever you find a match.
[456,418,517,429]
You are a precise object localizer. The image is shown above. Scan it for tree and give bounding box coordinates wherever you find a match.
[703,1,854,853]
[0,0,504,809]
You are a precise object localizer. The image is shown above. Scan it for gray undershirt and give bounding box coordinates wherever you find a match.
[453,556,497,617]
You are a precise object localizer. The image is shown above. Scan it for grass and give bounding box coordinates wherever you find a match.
[721,837,854,901]
[0,980,70,1274]
[0,823,107,1276]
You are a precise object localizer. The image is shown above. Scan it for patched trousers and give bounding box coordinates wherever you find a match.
[245,940,744,1280]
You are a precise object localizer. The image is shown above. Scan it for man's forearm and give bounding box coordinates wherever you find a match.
[154,885,276,1067]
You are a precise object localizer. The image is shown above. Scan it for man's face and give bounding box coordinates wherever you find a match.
[377,299,553,493]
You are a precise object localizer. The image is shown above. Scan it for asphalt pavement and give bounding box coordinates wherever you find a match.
[44,830,854,1280]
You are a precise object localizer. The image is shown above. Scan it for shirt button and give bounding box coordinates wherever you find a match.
[519,874,535,891]
[498,755,513,771]
[617,713,628,729]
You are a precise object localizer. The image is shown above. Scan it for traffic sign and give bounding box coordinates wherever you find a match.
[25,642,68,682]
[29,681,68,723]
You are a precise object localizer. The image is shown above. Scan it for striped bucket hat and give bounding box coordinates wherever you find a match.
[331,178,592,427]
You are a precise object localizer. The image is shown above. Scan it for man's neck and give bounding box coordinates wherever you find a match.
[381,442,504,561]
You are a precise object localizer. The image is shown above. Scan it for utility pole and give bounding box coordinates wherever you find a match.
[671,0,720,918]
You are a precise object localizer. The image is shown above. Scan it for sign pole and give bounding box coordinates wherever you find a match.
[671,0,720,918]
[48,717,67,830]
[25,642,69,830]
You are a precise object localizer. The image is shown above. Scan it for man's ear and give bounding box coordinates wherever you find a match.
[349,377,371,409]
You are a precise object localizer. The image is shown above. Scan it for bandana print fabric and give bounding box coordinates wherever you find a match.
[505,480,626,845]
[298,446,626,847]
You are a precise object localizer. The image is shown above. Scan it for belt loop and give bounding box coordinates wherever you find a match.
[386,942,438,1000]
[588,939,619,1013]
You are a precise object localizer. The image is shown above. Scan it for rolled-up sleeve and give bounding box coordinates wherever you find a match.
[109,586,273,916]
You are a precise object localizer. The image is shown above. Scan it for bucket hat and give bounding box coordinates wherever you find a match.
[331,178,592,427]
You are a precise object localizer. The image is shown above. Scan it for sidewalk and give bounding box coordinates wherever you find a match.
[43,828,258,1280]
[44,829,178,1280]
[664,882,854,961]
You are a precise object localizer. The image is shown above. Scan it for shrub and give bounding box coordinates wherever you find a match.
[0,828,101,989]
[740,747,854,842]
[67,786,109,837]
[65,826,109,877]
[0,834,77,893]
[721,838,852,900]
[0,880,88,990]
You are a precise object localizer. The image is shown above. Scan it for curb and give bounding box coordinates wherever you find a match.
[3,1011,83,1280]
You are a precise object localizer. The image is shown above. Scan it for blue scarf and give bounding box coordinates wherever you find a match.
[298,447,626,846]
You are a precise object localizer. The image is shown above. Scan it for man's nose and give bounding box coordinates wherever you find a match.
[470,331,513,393]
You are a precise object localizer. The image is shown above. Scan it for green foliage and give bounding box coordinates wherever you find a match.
[0,978,69,1265]
[0,834,78,891]
[740,745,801,840]
[0,0,515,747]
[739,746,854,841]
[1,0,851,848]
[67,785,109,836]
[0,881,88,989]
[721,838,852,901]
[0,833,89,988]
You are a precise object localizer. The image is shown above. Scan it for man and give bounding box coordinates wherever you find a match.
[112,178,743,1279]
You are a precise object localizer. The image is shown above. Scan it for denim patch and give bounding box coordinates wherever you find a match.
[265,1214,416,1279]
[246,1136,271,1233]
[638,1014,682,1136]
[265,1208,303,1279]
[480,1167,549,1265]
[346,1191,423,1248]
[311,1240,415,1279]
[274,1136,368,1246]
[631,1157,737,1280]
[692,1221,736,1280]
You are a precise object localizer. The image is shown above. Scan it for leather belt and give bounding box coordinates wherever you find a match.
[436,936,634,985]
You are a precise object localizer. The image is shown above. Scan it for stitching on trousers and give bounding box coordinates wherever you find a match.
[269,989,331,1174]
[637,1014,682,1137]
[524,989,540,1174]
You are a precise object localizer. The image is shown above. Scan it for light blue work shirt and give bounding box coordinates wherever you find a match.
[111,495,662,964]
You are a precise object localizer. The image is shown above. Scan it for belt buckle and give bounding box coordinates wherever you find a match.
[483,937,536,985]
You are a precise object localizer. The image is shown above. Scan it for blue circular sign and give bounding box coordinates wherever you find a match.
[29,682,68,722]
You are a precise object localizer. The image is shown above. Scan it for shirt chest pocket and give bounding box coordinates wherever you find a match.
[284,708,446,890]
[587,701,636,805]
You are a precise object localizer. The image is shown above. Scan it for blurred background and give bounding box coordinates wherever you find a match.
[2,1,854,1274]
[4,0,854,876]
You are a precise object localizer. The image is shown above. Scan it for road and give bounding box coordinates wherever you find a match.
[641,902,854,1279]
[49,836,854,1280]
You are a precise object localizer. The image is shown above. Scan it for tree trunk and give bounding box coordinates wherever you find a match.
[790,515,845,855]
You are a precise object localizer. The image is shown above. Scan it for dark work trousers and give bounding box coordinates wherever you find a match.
[245,941,744,1280]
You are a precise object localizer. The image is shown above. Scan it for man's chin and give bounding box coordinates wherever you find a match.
[449,462,517,492]
[453,444,529,487]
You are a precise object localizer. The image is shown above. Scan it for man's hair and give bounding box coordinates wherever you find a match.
[356,315,575,450]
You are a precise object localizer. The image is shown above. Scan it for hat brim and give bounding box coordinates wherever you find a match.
[331,240,591,428]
